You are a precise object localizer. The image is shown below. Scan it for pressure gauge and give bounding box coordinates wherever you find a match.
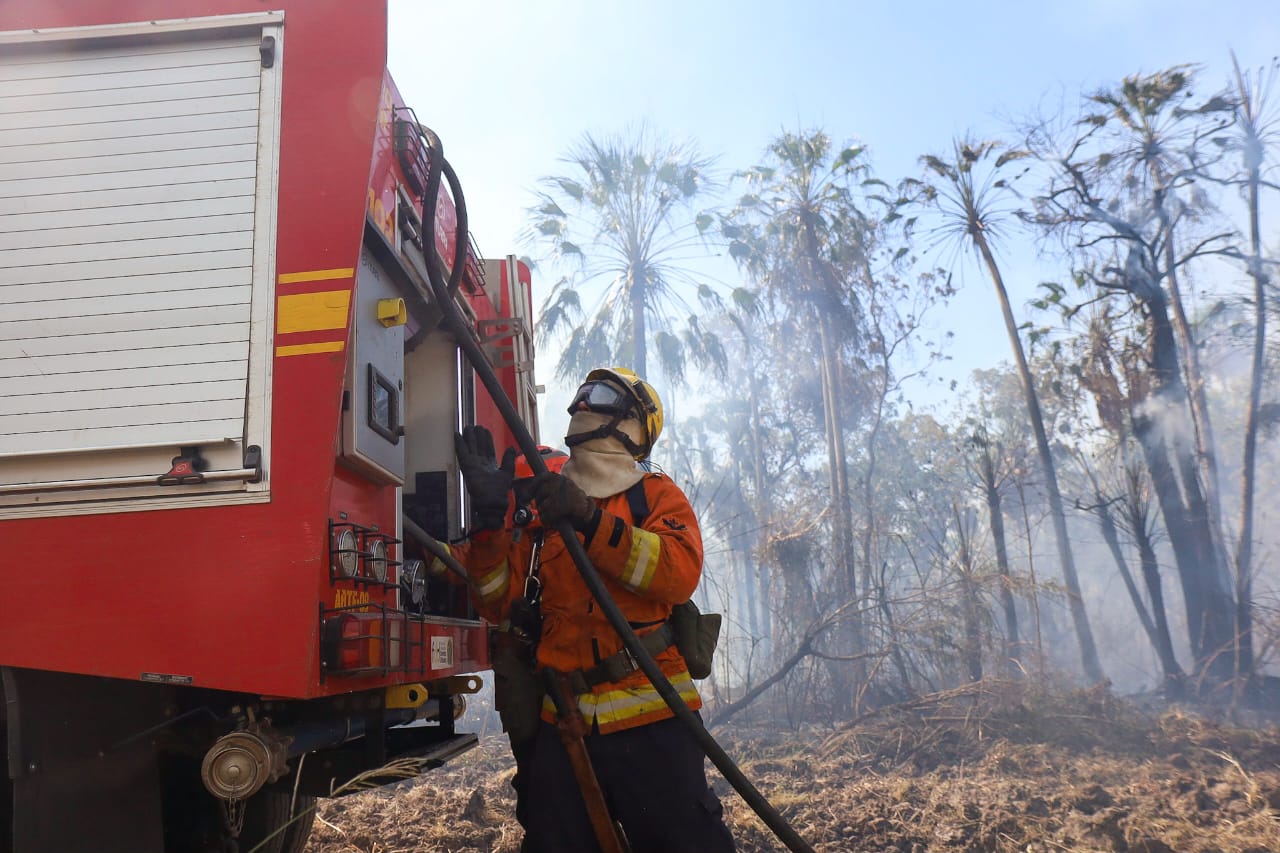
[331,528,358,578]
[400,559,427,611]
[366,537,389,582]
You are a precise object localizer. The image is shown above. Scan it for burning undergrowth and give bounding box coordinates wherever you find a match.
[306,681,1280,852]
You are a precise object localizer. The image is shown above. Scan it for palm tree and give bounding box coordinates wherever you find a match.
[1220,53,1278,681]
[921,138,1105,684]
[528,125,725,386]
[966,423,1021,674]
[722,130,875,711]
[1087,68,1234,606]
[1030,77,1242,682]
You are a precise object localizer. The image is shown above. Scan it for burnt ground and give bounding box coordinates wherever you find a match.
[305,682,1280,852]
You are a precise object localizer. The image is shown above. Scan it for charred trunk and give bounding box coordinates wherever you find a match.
[1131,290,1236,682]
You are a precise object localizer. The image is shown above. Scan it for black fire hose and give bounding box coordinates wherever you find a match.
[417,124,469,302]
[415,131,814,853]
[401,514,475,589]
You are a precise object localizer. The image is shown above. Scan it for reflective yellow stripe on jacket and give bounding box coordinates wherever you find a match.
[619,527,661,593]
[431,541,511,604]
[475,558,511,604]
[543,668,701,734]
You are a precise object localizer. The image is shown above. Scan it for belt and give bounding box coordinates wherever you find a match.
[560,624,676,695]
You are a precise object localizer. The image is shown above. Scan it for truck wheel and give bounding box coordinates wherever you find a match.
[237,790,317,853]
[160,757,316,853]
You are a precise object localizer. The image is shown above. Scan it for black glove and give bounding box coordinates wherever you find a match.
[454,426,516,531]
[530,471,599,532]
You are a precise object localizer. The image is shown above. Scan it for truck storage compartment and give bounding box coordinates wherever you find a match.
[0,13,284,516]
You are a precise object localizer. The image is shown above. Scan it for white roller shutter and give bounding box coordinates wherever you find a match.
[0,13,282,513]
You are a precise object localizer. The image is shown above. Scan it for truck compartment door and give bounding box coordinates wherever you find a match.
[0,13,285,515]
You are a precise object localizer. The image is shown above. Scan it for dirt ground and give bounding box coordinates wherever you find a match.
[305,682,1280,852]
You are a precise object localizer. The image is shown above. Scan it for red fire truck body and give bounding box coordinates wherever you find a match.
[0,1,537,849]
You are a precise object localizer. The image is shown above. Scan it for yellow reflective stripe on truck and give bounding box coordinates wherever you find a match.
[273,269,355,357]
[278,267,355,284]
[276,290,351,334]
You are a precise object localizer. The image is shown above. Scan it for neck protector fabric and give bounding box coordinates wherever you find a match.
[562,411,645,498]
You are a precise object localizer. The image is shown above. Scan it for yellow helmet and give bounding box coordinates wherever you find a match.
[569,366,664,460]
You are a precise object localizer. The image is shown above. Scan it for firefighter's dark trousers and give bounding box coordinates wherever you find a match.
[522,714,737,853]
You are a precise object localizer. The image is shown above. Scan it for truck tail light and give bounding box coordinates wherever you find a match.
[322,611,403,675]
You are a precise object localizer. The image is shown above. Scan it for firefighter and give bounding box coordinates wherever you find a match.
[424,440,568,837]
[455,367,736,853]
[503,444,568,836]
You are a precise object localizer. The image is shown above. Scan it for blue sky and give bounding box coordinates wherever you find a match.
[386,0,1277,429]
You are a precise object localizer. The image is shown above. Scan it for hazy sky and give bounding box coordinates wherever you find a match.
[386,0,1277,426]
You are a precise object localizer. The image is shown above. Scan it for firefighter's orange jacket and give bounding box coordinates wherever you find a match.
[456,472,704,734]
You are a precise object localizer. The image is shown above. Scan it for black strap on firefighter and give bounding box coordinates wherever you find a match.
[564,410,647,460]
[415,127,815,853]
[624,477,650,525]
[563,624,675,695]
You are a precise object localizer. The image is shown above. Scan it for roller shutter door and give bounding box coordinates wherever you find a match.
[0,13,282,511]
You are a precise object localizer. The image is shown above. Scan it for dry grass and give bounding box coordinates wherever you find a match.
[307,682,1280,852]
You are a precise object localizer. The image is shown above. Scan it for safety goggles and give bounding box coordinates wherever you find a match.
[567,380,635,417]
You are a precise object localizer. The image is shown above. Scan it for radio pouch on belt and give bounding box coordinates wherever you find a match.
[671,599,721,680]
[492,632,543,745]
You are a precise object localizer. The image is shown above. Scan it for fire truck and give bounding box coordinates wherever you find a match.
[0,2,539,850]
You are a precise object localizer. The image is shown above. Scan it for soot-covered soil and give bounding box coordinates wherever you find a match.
[305,682,1280,852]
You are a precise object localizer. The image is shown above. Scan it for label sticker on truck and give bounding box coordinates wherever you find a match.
[141,672,194,685]
[430,636,455,670]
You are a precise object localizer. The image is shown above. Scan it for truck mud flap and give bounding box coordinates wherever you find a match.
[3,667,173,853]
